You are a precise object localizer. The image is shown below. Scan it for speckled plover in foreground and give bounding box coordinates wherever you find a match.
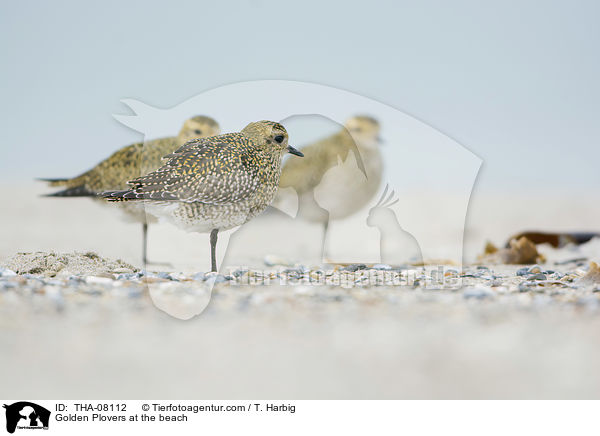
[102,120,303,272]
[40,116,220,264]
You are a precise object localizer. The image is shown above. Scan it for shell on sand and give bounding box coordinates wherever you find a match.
[577,261,600,285]
[478,236,545,265]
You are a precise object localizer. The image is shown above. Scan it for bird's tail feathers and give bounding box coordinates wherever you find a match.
[37,177,70,187]
[100,190,131,202]
[42,185,97,197]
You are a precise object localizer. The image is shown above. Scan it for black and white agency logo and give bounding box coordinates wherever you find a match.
[3,402,50,434]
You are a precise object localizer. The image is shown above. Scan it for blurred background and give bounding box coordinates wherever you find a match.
[2,0,599,191]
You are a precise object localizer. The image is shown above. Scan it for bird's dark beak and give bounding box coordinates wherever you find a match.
[287,145,304,157]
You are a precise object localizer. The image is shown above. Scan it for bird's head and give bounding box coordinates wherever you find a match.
[242,120,303,158]
[344,115,381,148]
[177,115,221,143]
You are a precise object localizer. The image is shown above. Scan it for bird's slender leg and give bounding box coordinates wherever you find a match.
[309,188,330,263]
[142,222,149,265]
[210,229,219,272]
[321,219,329,261]
[141,223,172,267]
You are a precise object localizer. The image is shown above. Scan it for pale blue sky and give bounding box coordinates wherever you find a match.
[1,0,599,194]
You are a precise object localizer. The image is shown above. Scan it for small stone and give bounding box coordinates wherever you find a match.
[528,265,542,274]
[342,264,367,272]
[192,272,206,281]
[516,267,529,276]
[67,276,85,285]
[231,269,248,278]
[296,265,310,274]
[372,264,392,270]
[529,273,547,281]
[116,273,139,281]
[204,273,227,284]
[22,274,39,279]
[461,273,479,278]
[0,268,17,277]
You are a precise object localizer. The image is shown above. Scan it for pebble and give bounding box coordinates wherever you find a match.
[157,272,175,281]
[68,276,85,285]
[518,281,548,292]
[192,272,206,281]
[341,264,367,272]
[372,264,392,270]
[0,268,17,277]
[529,273,547,281]
[116,273,140,281]
[204,274,228,284]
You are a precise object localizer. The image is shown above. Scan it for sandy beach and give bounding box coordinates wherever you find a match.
[1,184,600,398]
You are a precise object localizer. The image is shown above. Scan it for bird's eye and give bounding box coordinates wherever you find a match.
[194,129,202,135]
[274,135,284,144]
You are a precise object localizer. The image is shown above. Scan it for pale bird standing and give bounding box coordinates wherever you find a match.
[40,116,220,264]
[278,115,383,258]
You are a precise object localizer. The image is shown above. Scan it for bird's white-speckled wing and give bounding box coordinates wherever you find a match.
[124,134,262,205]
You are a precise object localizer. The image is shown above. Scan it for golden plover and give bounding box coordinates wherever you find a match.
[278,115,382,257]
[101,120,303,272]
[40,116,220,264]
